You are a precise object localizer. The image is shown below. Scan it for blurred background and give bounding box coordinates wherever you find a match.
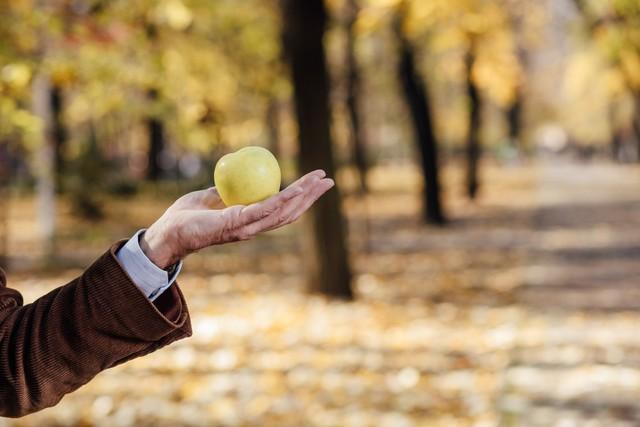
[1,0,640,425]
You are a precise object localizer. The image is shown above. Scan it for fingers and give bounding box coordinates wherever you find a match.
[237,183,303,225]
[266,177,334,231]
[281,178,335,226]
[241,177,334,236]
[236,169,326,224]
[289,169,326,188]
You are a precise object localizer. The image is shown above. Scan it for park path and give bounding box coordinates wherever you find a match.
[519,160,640,311]
[500,160,640,426]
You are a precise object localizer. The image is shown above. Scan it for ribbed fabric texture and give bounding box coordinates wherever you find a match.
[0,242,192,417]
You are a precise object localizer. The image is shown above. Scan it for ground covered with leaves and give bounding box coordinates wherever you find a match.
[3,162,640,427]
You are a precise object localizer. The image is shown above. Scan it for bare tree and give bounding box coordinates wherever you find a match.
[345,0,369,194]
[146,88,165,181]
[465,38,481,200]
[50,84,67,190]
[0,143,10,267]
[394,4,446,225]
[265,99,281,161]
[505,0,527,151]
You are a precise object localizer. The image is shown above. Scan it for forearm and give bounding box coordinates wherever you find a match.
[0,244,191,417]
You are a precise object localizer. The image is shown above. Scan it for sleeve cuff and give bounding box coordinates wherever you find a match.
[116,230,183,301]
[82,242,192,342]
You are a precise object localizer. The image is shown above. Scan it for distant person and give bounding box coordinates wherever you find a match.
[0,170,333,417]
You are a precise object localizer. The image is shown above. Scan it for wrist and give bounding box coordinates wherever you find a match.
[140,225,177,269]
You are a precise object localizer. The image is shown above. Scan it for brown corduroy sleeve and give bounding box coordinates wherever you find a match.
[0,242,192,418]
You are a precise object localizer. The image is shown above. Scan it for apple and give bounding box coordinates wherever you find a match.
[214,146,282,206]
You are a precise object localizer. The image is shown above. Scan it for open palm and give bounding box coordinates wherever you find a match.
[141,170,334,268]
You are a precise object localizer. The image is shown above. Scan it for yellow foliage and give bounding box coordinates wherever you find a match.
[430,27,467,53]
[619,48,640,89]
[362,0,402,9]
[0,97,40,142]
[153,0,193,31]
[474,30,522,106]
[354,8,384,35]
[49,62,76,87]
[1,63,31,89]
[604,67,627,97]
[562,49,612,144]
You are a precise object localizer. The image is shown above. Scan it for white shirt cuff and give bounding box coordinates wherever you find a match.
[116,229,183,301]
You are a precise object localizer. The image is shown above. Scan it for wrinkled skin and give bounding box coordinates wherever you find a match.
[141,170,334,268]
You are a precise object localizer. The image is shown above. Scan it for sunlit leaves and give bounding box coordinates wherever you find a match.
[375,0,524,110]
[151,0,194,31]
[0,61,38,145]
[474,30,522,107]
[566,0,640,145]
[578,0,640,91]
[619,48,640,88]
[1,63,32,90]
[0,0,290,160]
[353,7,389,36]
[0,97,40,142]
[562,49,613,144]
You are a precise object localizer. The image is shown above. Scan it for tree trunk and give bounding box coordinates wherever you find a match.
[266,99,281,161]
[609,103,622,162]
[281,0,353,299]
[507,94,522,149]
[395,11,446,225]
[611,129,622,162]
[345,0,368,194]
[465,45,481,200]
[0,185,7,268]
[146,89,165,181]
[32,73,57,260]
[506,5,527,153]
[0,143,9,267]
[50,84,67,191]
[633,92,640,162]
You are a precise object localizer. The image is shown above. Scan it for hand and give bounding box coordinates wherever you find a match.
[140,170,334,269]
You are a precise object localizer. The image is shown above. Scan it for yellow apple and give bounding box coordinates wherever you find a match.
[214,146,282,206]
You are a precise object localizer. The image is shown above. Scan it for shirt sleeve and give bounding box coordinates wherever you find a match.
[116,229,183,301]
